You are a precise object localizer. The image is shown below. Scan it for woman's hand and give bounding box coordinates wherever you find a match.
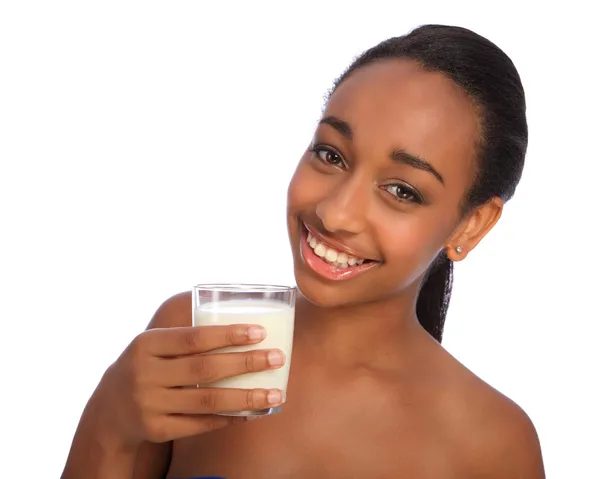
[91,324,285,448]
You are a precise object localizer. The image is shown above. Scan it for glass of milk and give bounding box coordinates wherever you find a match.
[192,284,296,416]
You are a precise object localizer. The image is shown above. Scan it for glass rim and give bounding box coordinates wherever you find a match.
[193,283,296,293]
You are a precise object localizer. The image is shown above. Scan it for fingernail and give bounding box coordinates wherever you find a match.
[267,389,283,404]
[247,326,266,341]
[267,350,285,367]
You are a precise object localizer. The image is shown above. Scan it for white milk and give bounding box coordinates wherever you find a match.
[193,299,295,390]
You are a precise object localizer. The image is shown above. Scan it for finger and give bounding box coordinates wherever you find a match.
[161,414,248,442]
[142,325,266,357]
[156,387,286,414]
[157,349,286,387]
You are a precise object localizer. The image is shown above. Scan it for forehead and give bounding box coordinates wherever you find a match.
[325,59,480,179]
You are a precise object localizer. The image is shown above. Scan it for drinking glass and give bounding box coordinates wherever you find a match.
[192,284,296,416]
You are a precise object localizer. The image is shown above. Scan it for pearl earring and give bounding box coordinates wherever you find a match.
[456,246,463,254]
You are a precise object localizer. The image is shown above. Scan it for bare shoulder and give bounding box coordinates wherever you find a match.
[426,345,545,478]
[147,291,192,329]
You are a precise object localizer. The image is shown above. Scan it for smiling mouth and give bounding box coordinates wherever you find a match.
[299,223,379,281]
[305,230,374,268]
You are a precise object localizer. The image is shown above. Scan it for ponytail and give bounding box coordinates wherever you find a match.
[416,253,454,343]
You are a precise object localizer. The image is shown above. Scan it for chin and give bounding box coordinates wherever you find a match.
[292,265,385,309]
[294,275,348,308]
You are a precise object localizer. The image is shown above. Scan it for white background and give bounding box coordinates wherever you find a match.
[1,1,598,477]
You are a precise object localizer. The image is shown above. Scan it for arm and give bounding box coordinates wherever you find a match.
[62,290,281,478]
[62,292,191,479]
[60,397,139,479]
[132,442,172,479]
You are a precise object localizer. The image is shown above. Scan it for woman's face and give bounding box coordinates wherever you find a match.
[287,59,485,308]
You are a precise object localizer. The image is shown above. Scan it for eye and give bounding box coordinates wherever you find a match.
[312,146,345,167]
[382,184,424,204]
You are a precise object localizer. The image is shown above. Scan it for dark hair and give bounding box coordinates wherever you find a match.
[329,24,528,342]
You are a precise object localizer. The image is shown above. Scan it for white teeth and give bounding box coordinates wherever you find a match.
[306,230,367,267]
[325,248,338,262]
[314,243,327,257]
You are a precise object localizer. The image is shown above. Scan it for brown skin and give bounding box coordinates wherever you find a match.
[63,59,545,478]
[61,293,288,479]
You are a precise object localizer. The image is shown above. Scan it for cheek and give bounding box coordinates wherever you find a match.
[286,165,304,211]
[377,209,453,269]
[287,158,328,211]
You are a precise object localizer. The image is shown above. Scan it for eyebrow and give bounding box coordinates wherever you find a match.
[391,149,445,185]
[319,116,353,140]
[319,115,444,185]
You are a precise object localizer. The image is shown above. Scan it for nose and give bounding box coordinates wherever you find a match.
[315,175,369,235]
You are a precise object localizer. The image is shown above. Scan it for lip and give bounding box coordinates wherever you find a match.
[302,223,377,262]
[299,225,380,282]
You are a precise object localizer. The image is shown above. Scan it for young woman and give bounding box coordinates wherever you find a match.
[63,24,545,478]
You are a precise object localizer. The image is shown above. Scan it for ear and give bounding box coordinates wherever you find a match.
[446,197,503,262]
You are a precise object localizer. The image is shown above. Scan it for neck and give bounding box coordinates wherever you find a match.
[294,285,425,370]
